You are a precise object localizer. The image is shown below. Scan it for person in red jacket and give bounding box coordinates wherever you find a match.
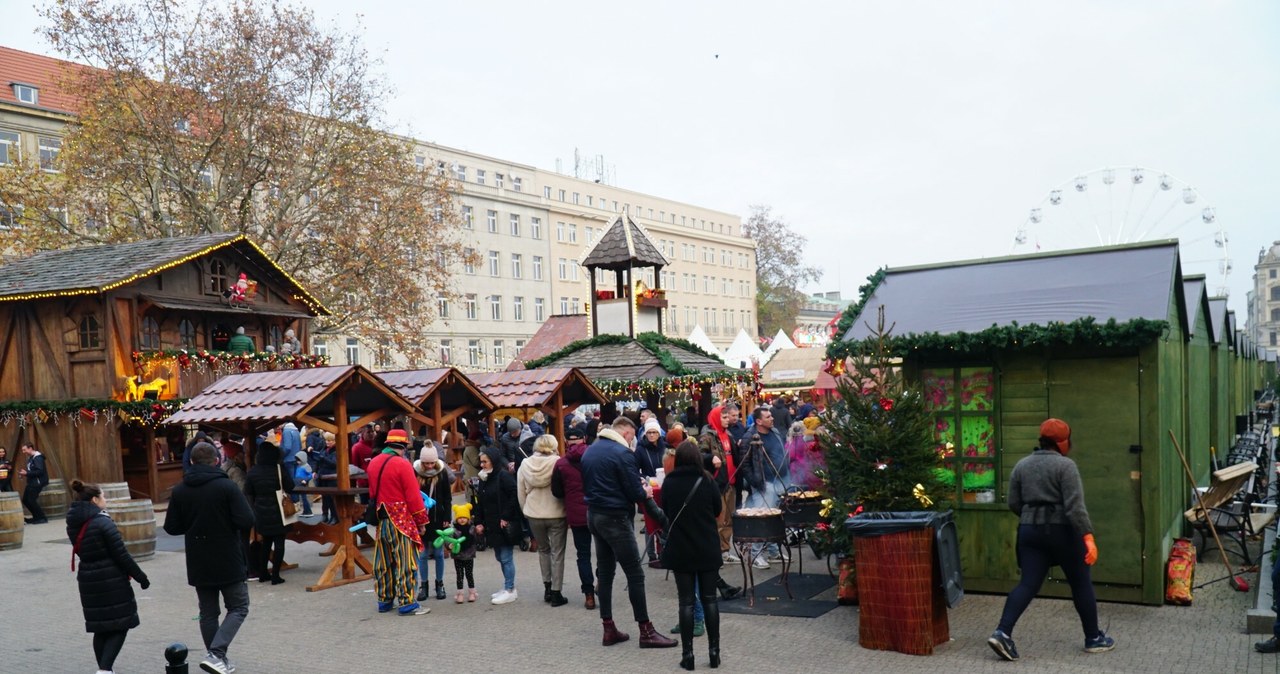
[351,425,376,500]
[366,428,430,616]
[552,426,595,609]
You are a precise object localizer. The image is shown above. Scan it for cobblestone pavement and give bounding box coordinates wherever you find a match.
[3,510,1279,674]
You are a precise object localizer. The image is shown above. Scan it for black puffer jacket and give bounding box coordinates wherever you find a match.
[163,463,255,587]
[67,500,147,632]
[473,449,520,548]
[244,444,295,536]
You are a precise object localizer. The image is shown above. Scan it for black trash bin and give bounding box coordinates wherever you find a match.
[845,509,962,655]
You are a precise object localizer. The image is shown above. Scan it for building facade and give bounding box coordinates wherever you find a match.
[0,45,758,374]
[1248,241,1280,356]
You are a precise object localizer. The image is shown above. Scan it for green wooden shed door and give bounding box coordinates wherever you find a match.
[1048,357,1143,586]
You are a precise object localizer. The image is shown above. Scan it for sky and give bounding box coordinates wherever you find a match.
[4,1,1279,316]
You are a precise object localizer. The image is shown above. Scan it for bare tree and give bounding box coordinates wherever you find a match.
[0,0,475,360]
[743,204,822,337]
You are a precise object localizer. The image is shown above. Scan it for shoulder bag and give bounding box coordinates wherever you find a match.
[277,464,298,525]
[659,476,704,555]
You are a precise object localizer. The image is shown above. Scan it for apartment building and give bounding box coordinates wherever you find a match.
[1248,241,1280,356]
[0,46,757,373]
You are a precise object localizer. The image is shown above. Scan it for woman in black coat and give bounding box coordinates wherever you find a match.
[243,442,294,584]
[659,441,724,670]
[67,480,149,673]
[472,446,520,603]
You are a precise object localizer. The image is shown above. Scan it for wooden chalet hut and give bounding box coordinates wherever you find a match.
[164,365,424,591]
[0,233,327,503]
[837,240,1261,605]
[467,367,609,452]
[377,367,496,483]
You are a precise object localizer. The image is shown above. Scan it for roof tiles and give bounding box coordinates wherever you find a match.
[0,46,88,115]
[580,215,669,270]
[468,367,607,410]
[507,314,589,370]
[378,367,496,413]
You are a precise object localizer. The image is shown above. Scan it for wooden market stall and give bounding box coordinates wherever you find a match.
[0,233,327,505]
[759,346,826,401]
[377,367,496,482]
[834,240,1264,605]
[164,365,427,591]
[467,367,609,453]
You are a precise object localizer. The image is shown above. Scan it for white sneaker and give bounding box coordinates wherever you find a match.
[752,558,771,570]
[722,551,740,563]
[491,590,504,599]
[492,588,519,605]
[199,654,230,674]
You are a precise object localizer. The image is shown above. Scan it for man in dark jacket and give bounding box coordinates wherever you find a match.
[164,442,255,674]
[770,396,793,434]
[498,417,524,470]
[581,417,676,649]
[738,407,789,568]
[18,442,48,524]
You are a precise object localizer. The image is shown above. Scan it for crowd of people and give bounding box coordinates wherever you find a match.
[54,393,833,673]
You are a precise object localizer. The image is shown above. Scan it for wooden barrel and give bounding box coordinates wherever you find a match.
[100,482,132,502]
[112,499,156,561]
[36,478,67,520]
[0,492,22,550]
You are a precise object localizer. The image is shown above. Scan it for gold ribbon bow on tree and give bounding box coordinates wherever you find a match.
[819,498,835,518]
[913,484,933,508]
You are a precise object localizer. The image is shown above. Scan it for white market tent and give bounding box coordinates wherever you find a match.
[722,328,764,368]
[761,329,797,364]
[686,325,723,359]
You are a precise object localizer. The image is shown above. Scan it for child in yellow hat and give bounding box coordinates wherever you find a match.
[451,504,478,603]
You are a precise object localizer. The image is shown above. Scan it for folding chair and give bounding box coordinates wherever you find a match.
[1185,461,1277,566]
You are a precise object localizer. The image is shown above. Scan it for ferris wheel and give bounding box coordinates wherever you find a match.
[1012,167,1231,296]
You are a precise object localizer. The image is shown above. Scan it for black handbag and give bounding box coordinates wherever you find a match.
[362,457,390,527]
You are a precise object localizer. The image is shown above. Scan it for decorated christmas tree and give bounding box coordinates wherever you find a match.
[816,306,942,551]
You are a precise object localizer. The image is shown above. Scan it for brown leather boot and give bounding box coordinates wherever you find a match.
[602,619,630,646]
[584,592,597,610]
[638,621,678,648]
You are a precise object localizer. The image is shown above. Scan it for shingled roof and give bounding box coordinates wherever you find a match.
[0,233,329,314]
[580,215,669,270]
[468,367,608,410]
[507,314,590,371]
[378,367,496,414]
[531,336,733,381]
[0,46,88,115]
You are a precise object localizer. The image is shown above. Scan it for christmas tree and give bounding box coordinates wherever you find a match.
[817,306,942,550]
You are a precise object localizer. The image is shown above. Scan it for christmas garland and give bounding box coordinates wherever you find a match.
[132,348,328,374]
[593,371,758,400]
[521,331,721,373]
[0,398,187,428]
[826,317,1170,361]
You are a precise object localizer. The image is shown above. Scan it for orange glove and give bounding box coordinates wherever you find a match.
[1083,533,1098,566]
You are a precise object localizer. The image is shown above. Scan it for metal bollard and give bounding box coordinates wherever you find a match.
[165,643,189,674]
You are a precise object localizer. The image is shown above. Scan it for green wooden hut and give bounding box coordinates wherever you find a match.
[838,240,1259,605]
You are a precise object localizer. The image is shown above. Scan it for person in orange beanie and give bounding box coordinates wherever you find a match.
[988,418,1114,662]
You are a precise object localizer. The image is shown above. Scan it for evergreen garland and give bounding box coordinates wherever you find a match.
[0,398,188,427]
[827,316,1169,361]
[522,331,722,373]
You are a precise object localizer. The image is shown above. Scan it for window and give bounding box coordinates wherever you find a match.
[345,337,360,365]
[38,137,61,171]
[178,319,197,348]
[488,250,500,276]
[313,339,328,359]
[486,210,497,233]
[558,258,567,280]
[439,339,451,364]
[510,213,520,237]
[531,217,542,239]
[269,325,283,351]
[544,186,552,199]
[571,297,580,313]
[924,367,998,502]
[586,196,593,207]
[708,308,717,329]
[1273,332,1278,347]
[490,295,502,320]
[515,339,525,356]
[463,248,476,275]
[207,260,229,294]
[703,275,711,293]
[465,294,478,319]
[558,189,566,202]
[586,227,596,245]
[454,164,466,181]
[495,173,505,189]
[467,340,481,366]
[1272,308,1280,322]
[570,263,579,281]
[572,192,580,205]
[532,256,543,280]
[375,341,392,368]
[476,169,486,185]
[140,315,161,349]
[414,155,426,170]
[1272,286,1280,302]
[557,221,566,241]
[435,161,447,176]
[534,298,545,322]
[512,177,522,192]
[12,84,37,105]
[569,223,578,243]
[511,253,522,278]
[0,130,18,165]
[560,297,569,314]
[462,205,473,229]
[79,314,102,349]
[493,340,505,363]
[437,295,449,319]
[0,203,22,230]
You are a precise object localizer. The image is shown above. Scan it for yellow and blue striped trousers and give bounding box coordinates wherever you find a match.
[374,519,419,604]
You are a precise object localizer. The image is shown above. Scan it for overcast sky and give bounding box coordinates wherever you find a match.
[5,1,1279,315]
